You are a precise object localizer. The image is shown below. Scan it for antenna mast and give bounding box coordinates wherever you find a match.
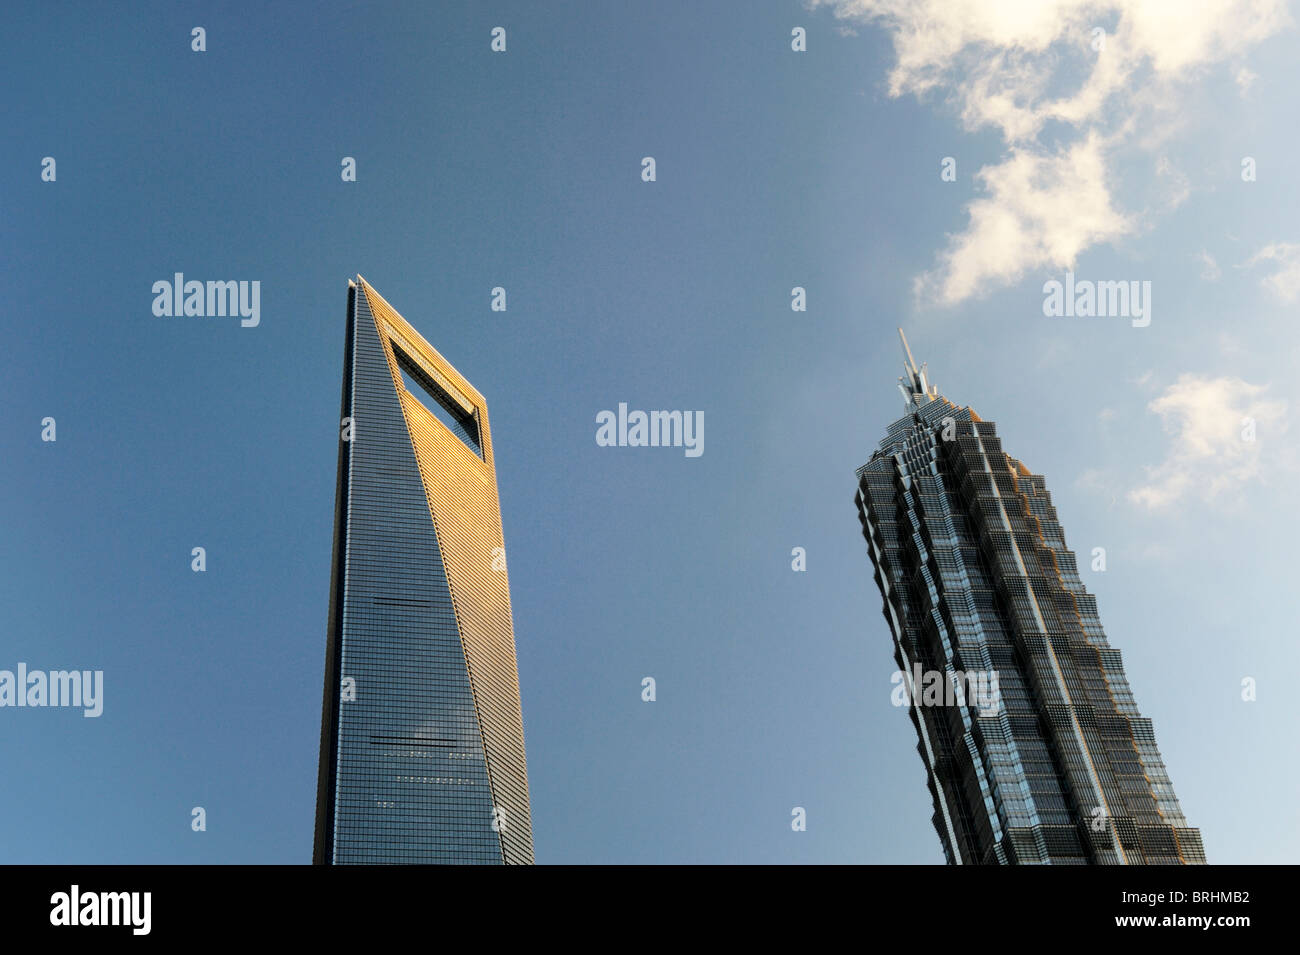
[896,327,936,409]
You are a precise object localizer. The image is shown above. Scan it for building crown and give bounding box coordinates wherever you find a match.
[897,327,939,410]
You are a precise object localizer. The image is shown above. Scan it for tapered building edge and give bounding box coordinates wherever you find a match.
[313,277,534,864]
[313,281,357,864]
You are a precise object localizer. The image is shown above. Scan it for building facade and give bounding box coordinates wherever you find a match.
[854,331,1204,864]
[314,276,533,864]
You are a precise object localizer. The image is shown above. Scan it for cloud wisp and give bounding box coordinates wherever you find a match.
[1244,242,1300,303]
[1130,373,1287,508]
[811,0,1293,305]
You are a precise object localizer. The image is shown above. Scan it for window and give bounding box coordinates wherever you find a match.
[392,344,483,458]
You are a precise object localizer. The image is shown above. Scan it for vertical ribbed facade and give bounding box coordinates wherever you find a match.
[854,334,1204,865]
[314,276,533,864]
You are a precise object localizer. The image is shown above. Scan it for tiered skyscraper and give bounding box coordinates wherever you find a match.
[314,276,533,864]
[854,331,1204,865]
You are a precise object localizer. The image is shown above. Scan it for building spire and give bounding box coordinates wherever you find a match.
[899,327,919,379]
[896,327,936,409]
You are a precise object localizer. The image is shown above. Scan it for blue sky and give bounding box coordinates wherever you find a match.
[2,0,1298,863]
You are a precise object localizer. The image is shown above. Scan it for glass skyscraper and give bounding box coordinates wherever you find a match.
[314,276,533,864]
[854,331,1204,865]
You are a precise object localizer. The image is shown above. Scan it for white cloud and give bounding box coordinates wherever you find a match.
[1155,155,1191,211]
[1196,249,1221,281]
[1129,374,1286,508]
[1134,540,1175,561]
[1217,331,1246,355]
[1235,66,1260,94]
[1076,467,1109,490]
[809,0,1293,304]
[915,133,1133,305]
[1244,242,1300,302]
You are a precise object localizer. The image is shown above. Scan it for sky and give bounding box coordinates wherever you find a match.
[2,0,1298,864]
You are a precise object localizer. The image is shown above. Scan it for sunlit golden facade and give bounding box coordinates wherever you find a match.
[314,276,533,864]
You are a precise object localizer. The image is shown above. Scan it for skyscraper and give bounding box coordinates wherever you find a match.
[314,276,533,864]
[854,331,1204,865]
